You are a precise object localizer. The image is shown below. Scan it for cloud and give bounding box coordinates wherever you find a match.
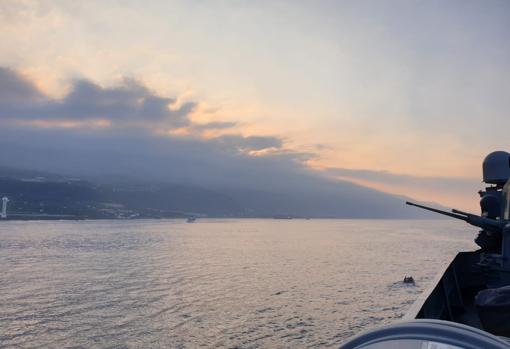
[0,67,290,156]
[193,121,238,130]
[0,67,44,103]
[211,134,283,152]
[0,123,427,217]
[0,69,194,128]
[0,66,297,184]
[0,66,433,217]
[326,167,479,190]
[326,167,482,210]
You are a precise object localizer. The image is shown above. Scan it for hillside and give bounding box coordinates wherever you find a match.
[0,167,436,220]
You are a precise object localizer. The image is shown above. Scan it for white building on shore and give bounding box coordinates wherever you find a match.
[1,197,9,219]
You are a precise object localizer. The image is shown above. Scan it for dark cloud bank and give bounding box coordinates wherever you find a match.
[327,168,480,198]
[0,67,434,218]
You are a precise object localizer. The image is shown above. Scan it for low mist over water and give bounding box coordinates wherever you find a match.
[0,219,476,348]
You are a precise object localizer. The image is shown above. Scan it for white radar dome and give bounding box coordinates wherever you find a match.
[483,151,510,185]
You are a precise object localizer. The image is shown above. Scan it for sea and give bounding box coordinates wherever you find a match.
[0,219,477,349]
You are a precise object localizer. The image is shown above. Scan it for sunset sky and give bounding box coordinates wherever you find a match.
[1,0,510,211]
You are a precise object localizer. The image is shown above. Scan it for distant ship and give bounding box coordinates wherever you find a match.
[272,215,293,220]
[340,151,510,348]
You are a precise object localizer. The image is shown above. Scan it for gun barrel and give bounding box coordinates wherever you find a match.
[452,208,473,216]
[405,201,468,221]
[406,201,503,233]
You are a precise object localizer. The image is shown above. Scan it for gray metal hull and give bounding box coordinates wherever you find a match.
[405,250,510,337]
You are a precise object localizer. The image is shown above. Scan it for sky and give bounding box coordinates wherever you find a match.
[1,0,510,211]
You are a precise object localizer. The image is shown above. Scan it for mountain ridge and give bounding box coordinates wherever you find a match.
[0,167,441,220]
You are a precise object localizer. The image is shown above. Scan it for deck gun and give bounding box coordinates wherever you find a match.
[405,151,510,234]
[405,201,503,234]
[407,152,510,286]
[406,198,510,287]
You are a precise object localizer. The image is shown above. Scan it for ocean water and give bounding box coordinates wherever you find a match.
[0,219,477,349]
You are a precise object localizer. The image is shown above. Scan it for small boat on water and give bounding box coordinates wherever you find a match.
[340,151,510,349]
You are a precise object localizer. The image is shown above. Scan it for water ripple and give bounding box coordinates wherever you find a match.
[0,219,476,348]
